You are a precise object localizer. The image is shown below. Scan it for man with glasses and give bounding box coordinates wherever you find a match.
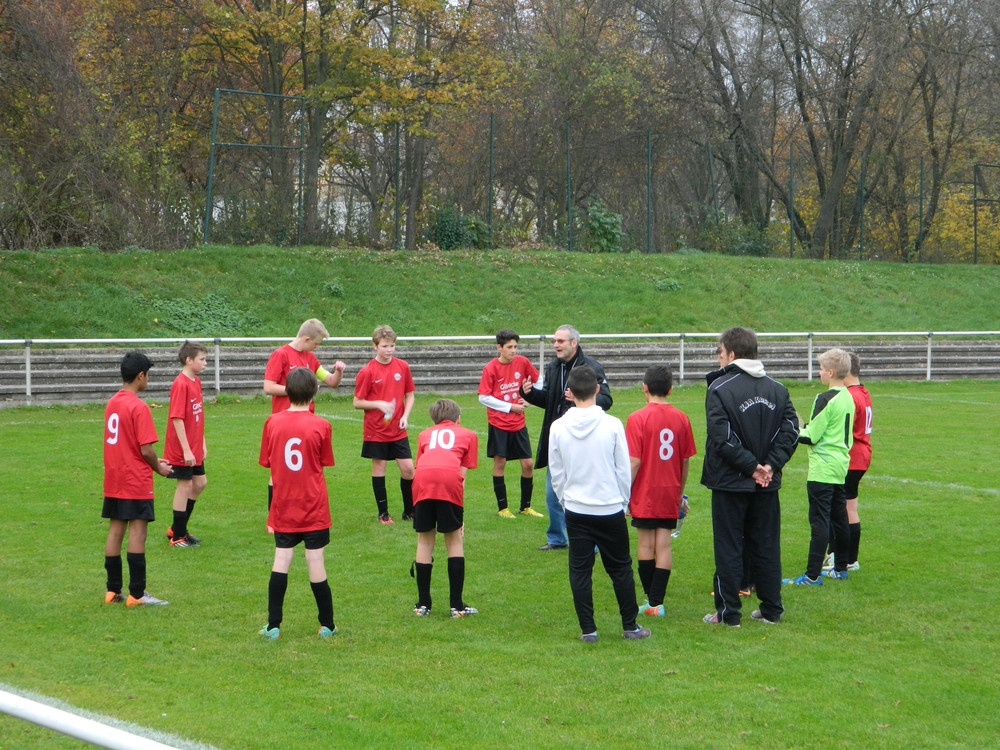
[522,325,613,550]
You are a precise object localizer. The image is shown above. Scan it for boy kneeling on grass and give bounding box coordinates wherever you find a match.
[258,368,338,639]
[411,399,479,618]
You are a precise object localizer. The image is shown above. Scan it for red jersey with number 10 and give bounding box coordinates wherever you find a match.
[478,355,540,431]
[259,410,334,533]
[413,420,478,507]
[625,402,697,519]
[104,389,159,500]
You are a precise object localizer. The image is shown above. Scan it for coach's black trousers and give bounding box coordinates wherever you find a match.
[711,488,784,624]
[565,509,639,634]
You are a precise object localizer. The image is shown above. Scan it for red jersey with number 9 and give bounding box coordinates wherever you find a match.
[104,389,159,500]
[259,410,334,532]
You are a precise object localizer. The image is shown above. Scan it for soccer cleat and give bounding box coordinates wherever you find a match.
[642,603,665,617]
[847,561,860,572]
[497,508,516,519]
[739,588,753,598]
[170,534,200,548]
[317,626,338,638]
[623,625,652,640]
[750,609,778,624]
[126,591,169,607]
[378,513,394,525]
[703,612,741,627]
[414,604,431,617]
[104,591,124,604]
[821,569,849,580]
[259,625,280,640]
[822,552,835,570]
[783,573,822,586]
[519,507,544,518]
[401,513,414,521]
[450,606,479,618]
[580,632,598,643]
[166,527,201,544]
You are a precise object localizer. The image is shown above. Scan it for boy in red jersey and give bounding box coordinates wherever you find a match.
[263,318,346,519]
[263,318,346,414]
[825,351,872,572]
[353,325,416,524]
[625,364,697,617]
[478,329,543,519]
[102,352,173,607]
[411,399,479,618]
[164,341,208,548]
[258,368,338,640]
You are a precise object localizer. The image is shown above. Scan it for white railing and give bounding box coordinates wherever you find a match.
[2,331,1000,406]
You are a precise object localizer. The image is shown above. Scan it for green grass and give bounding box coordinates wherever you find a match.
[2,381,999,748]
[4,245,1000,339]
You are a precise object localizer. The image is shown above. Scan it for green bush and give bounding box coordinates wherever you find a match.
[583,196,624,253]
[427,207,485,250]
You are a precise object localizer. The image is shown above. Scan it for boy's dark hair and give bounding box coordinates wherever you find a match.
[643,364,673,397]
[849,351,861,377]
[428,398,461,424]
[286,367,319,405]
[719,327,758,360]
[178,340,208,366]
[121,351,153,383]
[567,365,598,400]
[496,329,520,346]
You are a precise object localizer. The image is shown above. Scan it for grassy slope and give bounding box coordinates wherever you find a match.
[3,246,1000,339]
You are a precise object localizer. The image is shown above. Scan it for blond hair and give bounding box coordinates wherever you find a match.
[297,318,329,340]
[818,348,851,379]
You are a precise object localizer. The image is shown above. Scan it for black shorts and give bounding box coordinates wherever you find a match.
[167,463,206,481]
[844,469,867,499]
[486,425,533,460]
[274,528,330,550]
[102,498,155,522]
[361,439,412,461]
[630,516,678,530]
[413,499,463,534]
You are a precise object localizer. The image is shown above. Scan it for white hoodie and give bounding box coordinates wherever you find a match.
[548,405,631,516]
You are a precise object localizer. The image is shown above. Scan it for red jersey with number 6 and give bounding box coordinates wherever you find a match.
[259,410,334,533]
[104,389,159,500]
[413,420,478,507]
[625,402,696,519]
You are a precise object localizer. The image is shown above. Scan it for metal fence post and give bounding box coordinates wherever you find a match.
[24,340,32,406]
[214,338,222,395]
[926,332,933,381]
[807,333,814,380]
[679,332,685,382]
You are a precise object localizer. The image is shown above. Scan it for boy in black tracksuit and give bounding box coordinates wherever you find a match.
[701,327,799,626]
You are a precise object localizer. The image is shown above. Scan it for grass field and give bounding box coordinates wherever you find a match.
[2,379,999,749]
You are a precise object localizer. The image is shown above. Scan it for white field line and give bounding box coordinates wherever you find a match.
[0,685,218,750]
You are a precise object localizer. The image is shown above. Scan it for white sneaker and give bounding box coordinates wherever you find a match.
[846,561,860,572]
[822,552,835,571]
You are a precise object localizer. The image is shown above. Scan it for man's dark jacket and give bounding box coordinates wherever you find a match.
[700,360,799,492]
[522,345,612,469]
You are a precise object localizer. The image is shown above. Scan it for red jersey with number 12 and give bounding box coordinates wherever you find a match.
[625,402,696,519]
[259,410,334,532]
[413,420,478,507]
[103,389,159,500]
[848,383,873,470]
[478,355,540,431]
